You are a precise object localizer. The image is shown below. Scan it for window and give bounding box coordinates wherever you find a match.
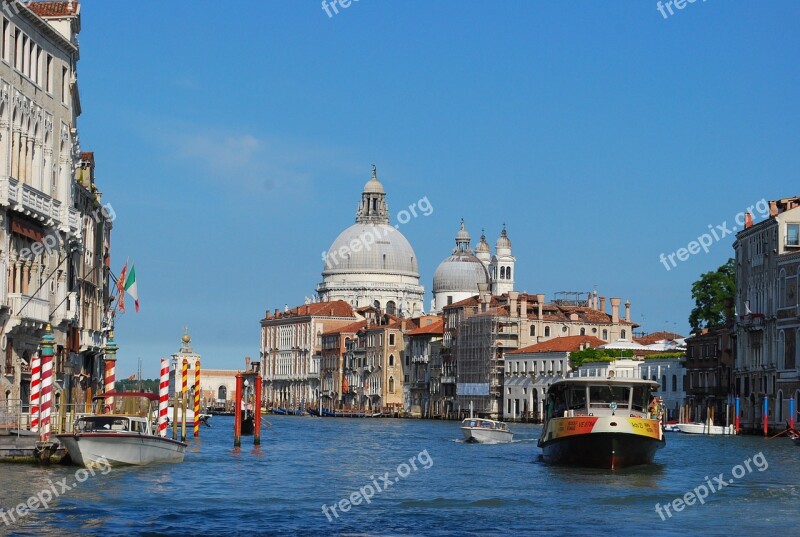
[530,325,535,337]
[386,301,396,316]
[621,329,627,339]
[672,375,677,392]
[580,328,586,336]
[45,54,52,92]
[1,18,8,62]
[61,66,69,104]
[507,267,512,280]
[544,326,550,337]
[388,377,395,393]
[602,329,608,340]
[13,28,19,69]
[500,267,505,279]
[787,223,800,247]
[447,295,453,305]
[389,333,395,346]
[389,354,394,367]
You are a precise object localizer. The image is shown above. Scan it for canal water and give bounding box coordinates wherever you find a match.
[0,416,796,536]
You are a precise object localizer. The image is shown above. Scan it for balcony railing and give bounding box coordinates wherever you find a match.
[7,293,50,324]
[412,355,429,364]
[740,314,765,331]
[441,376,456,384]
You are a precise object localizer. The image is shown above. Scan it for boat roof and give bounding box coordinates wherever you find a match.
[550,377,660,389]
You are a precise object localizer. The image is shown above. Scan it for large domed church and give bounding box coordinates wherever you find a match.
[316,167,425,316]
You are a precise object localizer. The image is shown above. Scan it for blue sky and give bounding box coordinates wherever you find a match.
[74,1,800,375]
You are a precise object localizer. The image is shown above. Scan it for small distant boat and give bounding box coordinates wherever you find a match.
[307,408,320,416]
[676,422,736,435]
[57,392,186,468]
[786,428,800,446]
[270,407,287,415]
[537,377,665,469]
[461,418,513,443]
[321,409,344,417]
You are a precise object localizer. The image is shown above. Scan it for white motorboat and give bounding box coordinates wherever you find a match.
[57,392,187,468]
[676,422,736,435]
[460,418,513,443]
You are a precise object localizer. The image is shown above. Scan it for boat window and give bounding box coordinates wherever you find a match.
[588,385,631,409]
[631,386,651,412]
[567,386,587,411]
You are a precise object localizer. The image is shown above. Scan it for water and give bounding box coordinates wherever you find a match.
[0,417,797,536]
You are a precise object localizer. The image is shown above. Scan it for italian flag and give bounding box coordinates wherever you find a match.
[124,264,139,313]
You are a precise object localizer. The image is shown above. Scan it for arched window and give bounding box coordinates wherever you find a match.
[373,300,381,310]
[507,267,512,280]
[580,328,586,336]
[500,267,505,279]
[602,329,608,340]
[671,375,677,391]
[621,329,627,339]
[389,354,394,367]
[544,326,550,337]
[218,386,227,400]
[386,301,396,315]
[530,325,536,337]
[388,376,395,393]
[661,375,667,391]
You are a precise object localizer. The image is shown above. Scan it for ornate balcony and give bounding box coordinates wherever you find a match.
[7,293,50,324]
[740,314,765,331]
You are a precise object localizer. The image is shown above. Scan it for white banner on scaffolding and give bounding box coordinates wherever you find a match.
[456,383,490,396]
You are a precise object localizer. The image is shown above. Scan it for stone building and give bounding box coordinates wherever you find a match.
[0,2,114,419]
[733,197,800,432]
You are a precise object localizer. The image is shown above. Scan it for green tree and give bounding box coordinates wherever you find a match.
[688,258,735,331]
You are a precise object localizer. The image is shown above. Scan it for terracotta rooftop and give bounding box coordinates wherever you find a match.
[265,300,354,320]
[508,335,608,355]
[635,331,683,345]
[321,320,367,336]
[406,318,444,336]
[27,1,79,17]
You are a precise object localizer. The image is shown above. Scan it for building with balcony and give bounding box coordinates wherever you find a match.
[734,197,800,432]
[0,2,114,417]
[260,300,357,410]
[403,316,443,417]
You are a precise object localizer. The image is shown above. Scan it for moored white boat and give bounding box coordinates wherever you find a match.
[460,418,513,443]
[537,377,665,469]
[676,422,736,435]
[57,392,187,468]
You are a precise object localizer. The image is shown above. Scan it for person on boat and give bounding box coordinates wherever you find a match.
[554,399,566,417]
[648,397,659,419]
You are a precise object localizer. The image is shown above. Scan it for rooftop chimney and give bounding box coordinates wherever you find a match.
[745,213,753,229]
[520,295,528,318]
[537,294,545,320]
[245,356,251,371]
[770,201,778,217]
[611,298,621,325]
[509,291,519,318]
[624,300,631,322]
[599,296,606,313]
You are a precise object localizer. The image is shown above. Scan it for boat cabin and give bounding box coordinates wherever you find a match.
[75,415,151,434]
[544,379,658,420]
[461,418,509,431]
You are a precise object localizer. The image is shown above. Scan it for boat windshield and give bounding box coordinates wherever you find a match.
[77,416,132,432]
[546,381,654,418]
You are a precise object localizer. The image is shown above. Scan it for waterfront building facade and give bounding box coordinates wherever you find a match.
[261,300,357,409]
[733,197,800,432]
[684,316,735,426]
[445,288,637,417]
[0,2,114,419]
[403,316,443,417]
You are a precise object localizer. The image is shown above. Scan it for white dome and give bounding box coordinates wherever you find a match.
[433,252,489,293]
[323,223,419,276]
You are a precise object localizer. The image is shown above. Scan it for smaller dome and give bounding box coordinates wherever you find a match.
[496,226,512,250]
[433,252,489,293]
[476,230,490,254]
[456,219,470,243]
[363,165,385,194]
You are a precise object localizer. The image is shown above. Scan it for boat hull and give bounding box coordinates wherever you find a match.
[461,427,513,443]
[538,416,665,469]
[57,433,186,468]
[676,423,735,435]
